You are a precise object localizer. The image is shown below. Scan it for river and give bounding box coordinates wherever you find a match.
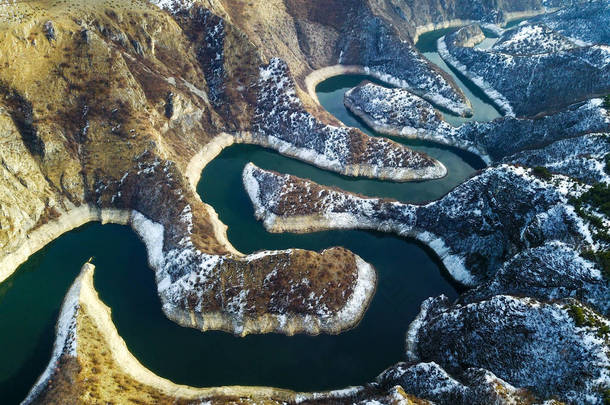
[0,26,503,404]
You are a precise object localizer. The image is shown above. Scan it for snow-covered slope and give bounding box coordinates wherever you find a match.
[244,163,601,287]
[249,58,447,182]
[407,295,610,404]
[440,22,610,117]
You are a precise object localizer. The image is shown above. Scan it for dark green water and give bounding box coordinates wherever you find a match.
[415,28,502,125]
[0,224,145,405]
[0,26,498,404]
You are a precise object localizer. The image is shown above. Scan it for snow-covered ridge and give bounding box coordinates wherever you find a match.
[438,34,515,117]
[406,295,610,404]
[243,163,599,289]
[250,58,447,182]
[492,23,578,54]
[529,1,610,46]
[439,21,610,117]
[343,81,609,173]
[130,207,377,337]
[343,82,489,162]
[376,361,535,405]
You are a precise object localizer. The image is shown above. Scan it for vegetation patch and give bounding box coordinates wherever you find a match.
[581,250,610,283]
[567,303,610,340]
[532,166,552,180]
[579,183,610,217]
[570,183,610,244]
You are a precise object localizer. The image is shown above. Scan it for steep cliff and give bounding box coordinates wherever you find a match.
[1,0,431,337]
[439,8,610,117]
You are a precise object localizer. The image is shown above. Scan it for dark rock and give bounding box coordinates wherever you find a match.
[0,83,45,158]
[80,29,91,44]
[165,92,174,119]
[43,21,55,41]
[130,38,144,55]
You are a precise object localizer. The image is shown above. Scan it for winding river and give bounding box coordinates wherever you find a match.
[0,27,500,404]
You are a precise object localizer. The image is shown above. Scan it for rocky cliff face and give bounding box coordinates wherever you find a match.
[438,5,610,117]
[376,361,544,405]
[244,163,610,403]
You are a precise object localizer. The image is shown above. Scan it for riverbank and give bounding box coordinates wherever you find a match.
[342,82,492,164]
[0,206,130,284]
[437,34,515,117]
[22,262,418,404]
[235,130,448,183]
[184,132,241,257]
[23,263,297,404]
[411,9,557,44]
[243,163,474,286]
[304,65,472,117]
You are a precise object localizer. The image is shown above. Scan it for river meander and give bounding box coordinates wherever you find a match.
[0,27,500,404]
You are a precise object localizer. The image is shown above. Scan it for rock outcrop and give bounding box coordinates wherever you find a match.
[406,295,610,404]
[376,362,543,405]
[343,81,609,167]
[439,12,610,117]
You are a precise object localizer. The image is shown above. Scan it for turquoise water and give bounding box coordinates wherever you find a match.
[415,28,502,125]
[0,26,497,404]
